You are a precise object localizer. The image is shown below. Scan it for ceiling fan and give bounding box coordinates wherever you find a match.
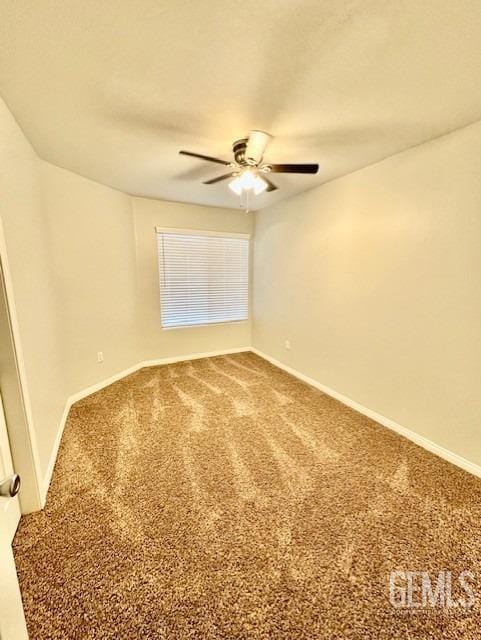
[179,131,318,204]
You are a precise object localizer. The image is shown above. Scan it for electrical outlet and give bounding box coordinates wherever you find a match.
[285,340,291,350]
[97,351,104,363]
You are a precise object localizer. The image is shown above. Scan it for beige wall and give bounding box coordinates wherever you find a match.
[41,163,138,397]
[132,197,253,361]
[0,97,65,506]
[253,119,481,467]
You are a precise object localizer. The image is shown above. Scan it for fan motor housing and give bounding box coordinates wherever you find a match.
[232,139,248,165]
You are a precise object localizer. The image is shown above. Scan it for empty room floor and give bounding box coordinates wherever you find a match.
[13,353,481,639]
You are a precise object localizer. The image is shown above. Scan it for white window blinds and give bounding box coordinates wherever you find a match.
[156,229,249,329]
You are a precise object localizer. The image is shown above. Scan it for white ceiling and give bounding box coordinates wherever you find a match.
[1,0,481,210]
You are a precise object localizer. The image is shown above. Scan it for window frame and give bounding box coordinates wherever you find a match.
[155,226,250,330]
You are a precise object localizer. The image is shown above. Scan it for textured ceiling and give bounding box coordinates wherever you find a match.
[1,0,481,210]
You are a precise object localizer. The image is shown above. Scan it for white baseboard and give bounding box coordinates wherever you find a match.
[141,347,250,368]
[67,363,142,406]
[251,347,481,481]
[41,361,141,503]
[42,401,72,505]
[41,346,249,503]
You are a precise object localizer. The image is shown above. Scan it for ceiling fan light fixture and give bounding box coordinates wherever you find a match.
[253,175,268,195]
[229,169,267,196]
[228,176,244,196]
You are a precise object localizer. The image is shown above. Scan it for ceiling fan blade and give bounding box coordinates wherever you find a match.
[203,172,236,185]
[263,176,278,192]
[268,163,319,174]
[179,150,231,166]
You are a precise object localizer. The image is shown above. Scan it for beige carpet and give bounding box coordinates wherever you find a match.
[13,352,481,638]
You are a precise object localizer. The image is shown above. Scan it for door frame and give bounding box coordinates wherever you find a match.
[0,216,43,513]
[0,391,29,640]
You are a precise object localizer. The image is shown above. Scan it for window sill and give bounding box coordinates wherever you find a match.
[161,319,249,331]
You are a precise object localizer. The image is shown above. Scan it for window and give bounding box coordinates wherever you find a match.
[156,228,249,329]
